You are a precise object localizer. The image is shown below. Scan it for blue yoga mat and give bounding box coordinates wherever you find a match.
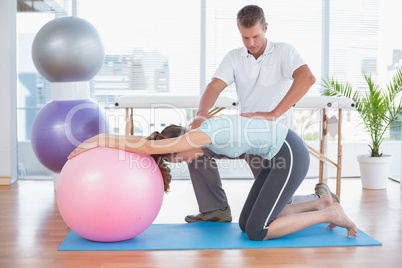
[58,222,381,251]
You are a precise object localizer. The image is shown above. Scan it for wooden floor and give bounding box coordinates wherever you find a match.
[0,177,401,268]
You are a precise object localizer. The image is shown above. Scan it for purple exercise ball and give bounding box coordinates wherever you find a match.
[31,99,107,173]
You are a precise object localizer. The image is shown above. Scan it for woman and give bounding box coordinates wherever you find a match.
[69,115,357,241]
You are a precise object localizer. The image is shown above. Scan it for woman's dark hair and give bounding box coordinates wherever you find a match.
[146,125,187,193]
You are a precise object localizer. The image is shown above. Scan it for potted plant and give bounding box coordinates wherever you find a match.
[322,68,402,189]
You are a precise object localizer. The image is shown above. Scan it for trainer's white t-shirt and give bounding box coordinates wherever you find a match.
[213,39,306,128]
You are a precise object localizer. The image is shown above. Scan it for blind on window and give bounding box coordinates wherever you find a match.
[204,0,380,95]
[329,0,379,91]
[22,0,382,101]
[76,0,201,102]
[204,0,323,95]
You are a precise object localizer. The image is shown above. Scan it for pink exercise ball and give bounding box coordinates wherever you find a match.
[56,147,164,242]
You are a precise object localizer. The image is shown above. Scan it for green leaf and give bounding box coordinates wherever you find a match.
[322,68,402,157]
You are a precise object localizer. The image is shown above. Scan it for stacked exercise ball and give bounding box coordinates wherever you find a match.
[56,147,164,242]
[31,16,165,242]
[31,16,105,82]
[31,16,106,173]
[31,99,107,173]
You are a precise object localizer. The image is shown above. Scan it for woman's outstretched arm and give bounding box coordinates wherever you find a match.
[68,130,211,159]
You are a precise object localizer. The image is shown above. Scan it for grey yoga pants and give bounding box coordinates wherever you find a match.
[238,129,310,241]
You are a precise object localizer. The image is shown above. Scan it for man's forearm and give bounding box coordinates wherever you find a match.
[197,78,227,115]
[197,87,220,115]
[272,65,316,117]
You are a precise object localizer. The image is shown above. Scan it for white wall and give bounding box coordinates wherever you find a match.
[0,0,17,184]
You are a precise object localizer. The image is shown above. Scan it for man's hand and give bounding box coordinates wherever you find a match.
[190,114,213,129]
[240,111,277,121]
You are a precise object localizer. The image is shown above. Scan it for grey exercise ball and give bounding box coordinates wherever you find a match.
[32,16,105,82]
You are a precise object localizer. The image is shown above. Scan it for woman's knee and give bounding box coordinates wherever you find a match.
[238,219,246,232]
[245,226,267,241]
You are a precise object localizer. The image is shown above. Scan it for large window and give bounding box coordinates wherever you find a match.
[77,0,201,102]
[17,0,401,178]
[204,0,323,94]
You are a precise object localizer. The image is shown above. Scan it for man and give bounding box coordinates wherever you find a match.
[186,5,335,223]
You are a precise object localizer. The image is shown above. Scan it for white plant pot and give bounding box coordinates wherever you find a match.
[357,154,392,189]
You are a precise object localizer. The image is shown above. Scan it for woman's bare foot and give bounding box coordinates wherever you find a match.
[325,203,358,238]
[315,195,333,211]
[277,196,335,218]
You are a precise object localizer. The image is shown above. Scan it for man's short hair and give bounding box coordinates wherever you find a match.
[237,5,266,29]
